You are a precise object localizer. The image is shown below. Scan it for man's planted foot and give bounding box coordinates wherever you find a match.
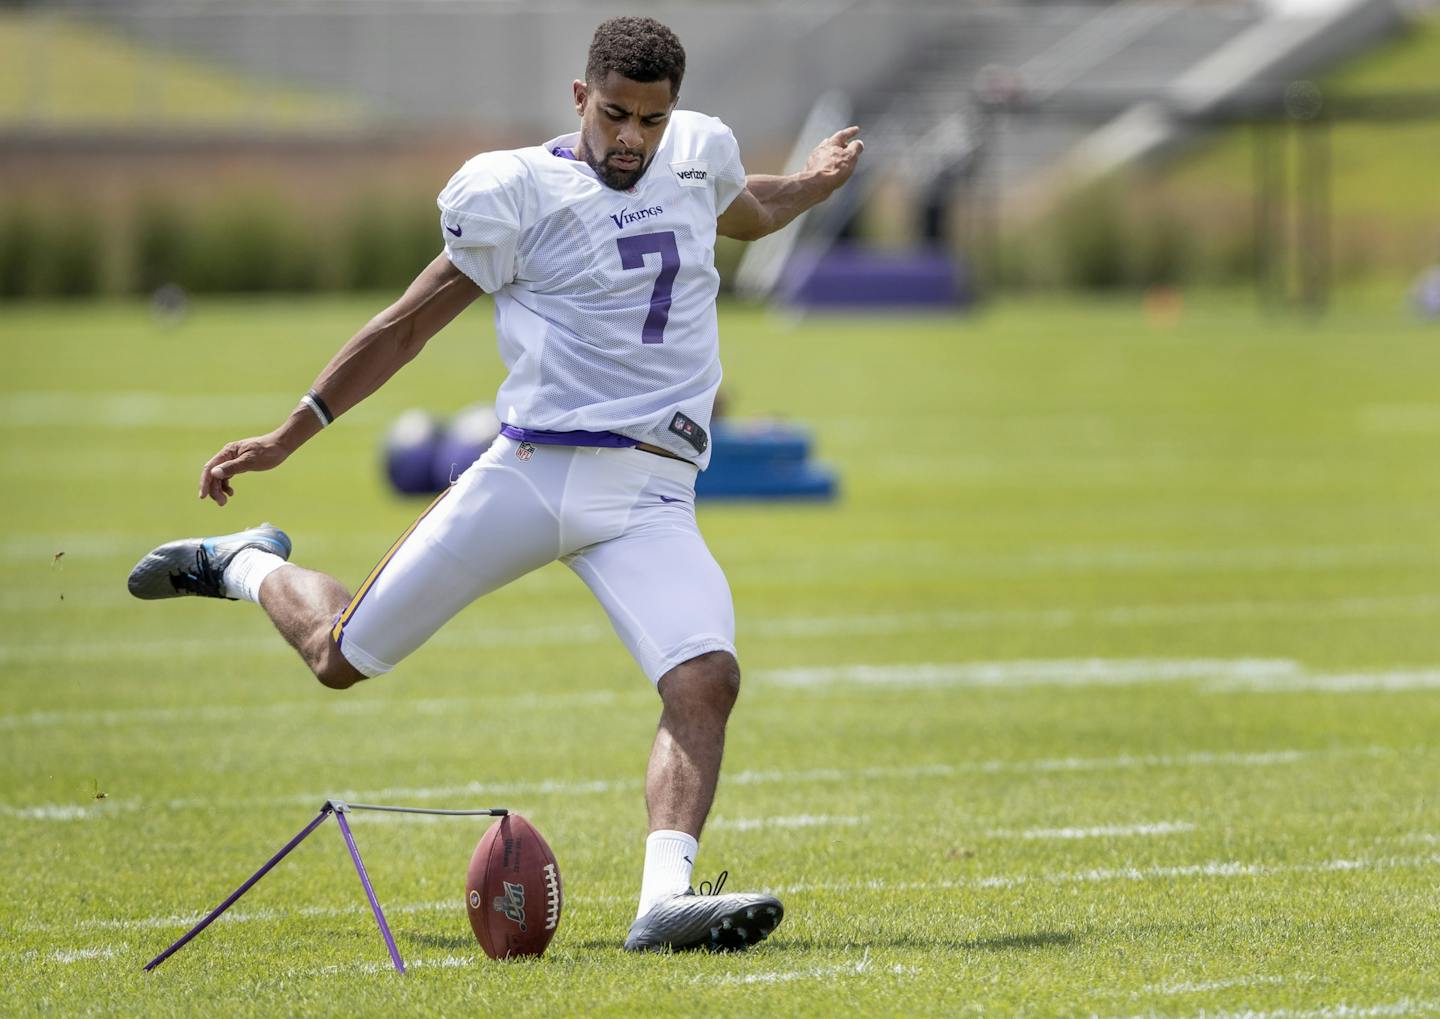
[624,872,783,953]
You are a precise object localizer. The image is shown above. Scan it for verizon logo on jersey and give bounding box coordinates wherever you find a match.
[611,205,664,230]
[671,160,710,188]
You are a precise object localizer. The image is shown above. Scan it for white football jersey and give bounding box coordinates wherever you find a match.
[437,110,748,466]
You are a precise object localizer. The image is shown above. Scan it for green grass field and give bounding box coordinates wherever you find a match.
[3,294,1440,1016]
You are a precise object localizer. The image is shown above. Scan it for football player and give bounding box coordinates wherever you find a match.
[129,15,862,953]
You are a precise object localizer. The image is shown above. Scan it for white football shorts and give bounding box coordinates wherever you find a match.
[330,435,736,683]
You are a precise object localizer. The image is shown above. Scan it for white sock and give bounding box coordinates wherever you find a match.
[223,548,287,603]
[637,829,698,919]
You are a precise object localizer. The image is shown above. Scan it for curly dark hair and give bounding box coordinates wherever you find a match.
[585,16,686,95]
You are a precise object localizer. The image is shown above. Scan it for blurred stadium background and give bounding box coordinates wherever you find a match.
[2,0,1438,310]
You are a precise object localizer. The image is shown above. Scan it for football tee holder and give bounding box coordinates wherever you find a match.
[142,800,509,975]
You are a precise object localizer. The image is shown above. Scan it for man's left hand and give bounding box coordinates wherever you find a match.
[804,126,865,196]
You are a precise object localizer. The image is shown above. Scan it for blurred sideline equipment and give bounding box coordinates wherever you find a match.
[736,91,977,312]
[383,404,499,495]
[142,800,516,975]
[432,403,502,488]
[777,245,970,309]
[383,409,446,494]
[1413,265,1440,320]
[385,407,836,501]
[696,420,837,501]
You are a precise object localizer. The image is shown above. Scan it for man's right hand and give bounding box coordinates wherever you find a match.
[199,435,291,506]
[194,253,482,507]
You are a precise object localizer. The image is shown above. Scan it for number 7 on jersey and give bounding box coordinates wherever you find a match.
[616,231,680,344]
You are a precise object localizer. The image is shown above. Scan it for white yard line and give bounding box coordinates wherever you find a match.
[171,754,1336,817]
[1004,544,1439,574]
[313,953,478,975]
[771,853,1440,896]
[1136,974,1289,996]
[8,595,1440,665]
[0,746,1390,821]
[1209,671,1440,694]
[708,814,866,832]
[59,891,631,937]
[1116,1000,1438,1019]
[0,803,110,821]
[759,658,1440,697]
[323,747,1376,812]
[987,821,1196,840]
[724,543,1440,581]
[311,950,910,982]
[73,897,462,933]
[16,945,128,964]
[28,851,1440,938]
[0,689,622,733]
[759,658,1301,689]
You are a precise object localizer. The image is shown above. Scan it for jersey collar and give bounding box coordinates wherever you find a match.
[539,120,676,193]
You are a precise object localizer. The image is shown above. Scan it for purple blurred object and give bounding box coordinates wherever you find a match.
[430,403,501,488]
[778,244,971,309]
[384,409,446,495]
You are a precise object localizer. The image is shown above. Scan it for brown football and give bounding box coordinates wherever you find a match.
[465,813,563,960]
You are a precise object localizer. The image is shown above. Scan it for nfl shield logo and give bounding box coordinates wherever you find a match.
[516,441,535,462]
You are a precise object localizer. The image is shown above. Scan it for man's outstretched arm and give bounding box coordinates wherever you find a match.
[716,126,864,242]
[199,252,483,505]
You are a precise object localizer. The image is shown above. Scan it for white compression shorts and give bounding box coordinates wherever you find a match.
[330,435,736,683]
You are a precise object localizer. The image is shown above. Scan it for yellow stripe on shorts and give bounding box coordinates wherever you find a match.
[331,487,451,643]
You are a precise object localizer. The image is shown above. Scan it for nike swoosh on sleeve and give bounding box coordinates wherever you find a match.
[445,223,463,237]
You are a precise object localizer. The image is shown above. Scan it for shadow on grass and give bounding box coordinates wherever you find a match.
[568,930,1079,953]
[760,929,1079,953]
[959,930,1079,952]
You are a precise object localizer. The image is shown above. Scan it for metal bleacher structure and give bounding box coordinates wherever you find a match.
[736,0,1404,301]
[738,0,1259,298]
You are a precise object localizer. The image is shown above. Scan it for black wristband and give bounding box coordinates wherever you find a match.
[302,390,334,427]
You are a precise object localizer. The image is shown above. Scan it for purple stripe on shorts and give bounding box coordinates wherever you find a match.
[500,423,638,448]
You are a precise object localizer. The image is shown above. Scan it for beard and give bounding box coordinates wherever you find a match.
[586,147,651,191]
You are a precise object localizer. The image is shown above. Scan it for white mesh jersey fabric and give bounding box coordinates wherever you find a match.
[437,110,748,467]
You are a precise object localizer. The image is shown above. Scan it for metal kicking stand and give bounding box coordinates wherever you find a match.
[143,800,508,974]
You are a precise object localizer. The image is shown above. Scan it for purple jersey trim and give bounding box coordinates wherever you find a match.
[500,423,638,448]
[551,146,577,160]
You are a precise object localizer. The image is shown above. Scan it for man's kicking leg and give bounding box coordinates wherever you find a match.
[129,448,566,692]
[255,563,363,689]
[127,523,362,689]
[623,651,783,953]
